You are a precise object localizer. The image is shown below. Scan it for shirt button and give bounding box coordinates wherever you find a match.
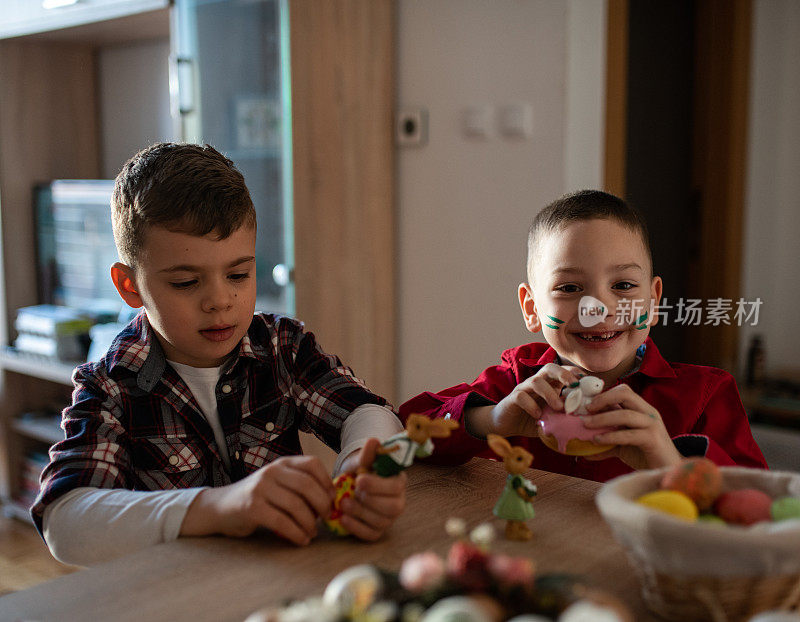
[265,422,275,432]
[221,384,232,394]
[168,455,179,466]
[234,450,240,460]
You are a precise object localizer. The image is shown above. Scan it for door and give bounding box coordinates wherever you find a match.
[604,0,752,371]
[171,0,294,316]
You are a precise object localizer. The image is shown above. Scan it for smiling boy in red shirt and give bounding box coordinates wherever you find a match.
[400,190,766,481]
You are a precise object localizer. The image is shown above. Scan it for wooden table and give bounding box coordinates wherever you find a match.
[0,459,655,621]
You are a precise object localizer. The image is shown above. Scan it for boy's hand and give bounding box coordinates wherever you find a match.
[337,438,407,541]
[581,384,682,470]
[181,455,335,546]
[469,363,584,438]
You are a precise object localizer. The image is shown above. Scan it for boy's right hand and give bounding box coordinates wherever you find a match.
[180,455,335,546]
[466,363,584,438]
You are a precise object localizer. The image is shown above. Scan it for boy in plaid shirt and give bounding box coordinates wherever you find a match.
[32,143,405,565]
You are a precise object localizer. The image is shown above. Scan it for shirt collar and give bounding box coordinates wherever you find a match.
[105,313,262,388]
[520,336,676,379]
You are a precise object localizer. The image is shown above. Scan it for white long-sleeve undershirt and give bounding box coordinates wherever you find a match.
[43,403,402,566]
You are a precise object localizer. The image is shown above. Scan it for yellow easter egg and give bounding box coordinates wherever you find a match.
[636,490,699,521]
[325,472,356,536]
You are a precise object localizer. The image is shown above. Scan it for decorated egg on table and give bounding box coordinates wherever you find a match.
[322,564,383,616]
[243,598,338,622]
[537,376,616,456]
[324,472,356,535]
[418,595,503,622]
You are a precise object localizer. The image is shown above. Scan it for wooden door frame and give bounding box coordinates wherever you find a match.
[289,1,396,402]
[604,0,752,371]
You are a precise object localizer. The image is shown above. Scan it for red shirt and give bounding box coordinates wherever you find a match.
[399,338,767,482]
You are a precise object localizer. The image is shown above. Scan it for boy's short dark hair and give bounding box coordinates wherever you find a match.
[527,189,653,282]
[111,142,256,267]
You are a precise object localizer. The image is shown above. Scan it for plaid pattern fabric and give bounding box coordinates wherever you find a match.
[31,312,386,534]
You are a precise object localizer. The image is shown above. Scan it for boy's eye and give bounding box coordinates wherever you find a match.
[228,272,251,282]
[170,280,197,290]
[613,281,636,291]
[555,284,581,293]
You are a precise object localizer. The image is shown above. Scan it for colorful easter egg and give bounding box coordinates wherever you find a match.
[660,457,722,511]
[697,514,726,526]
[324,472,356,536]
[714,488,773,526]
[322,563,383,615]
[770,496,800,522]
[538,406,615,456]
[636,490,698,521]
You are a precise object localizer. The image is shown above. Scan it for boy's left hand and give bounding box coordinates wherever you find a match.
[580,384,682,470]
[335,438,407,541]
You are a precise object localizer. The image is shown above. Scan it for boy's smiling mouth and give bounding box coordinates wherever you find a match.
[574,330,623,344]
[199,324,235,342]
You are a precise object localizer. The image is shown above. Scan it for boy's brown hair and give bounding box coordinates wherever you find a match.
[526,189,653,283]
[111,142,256,267]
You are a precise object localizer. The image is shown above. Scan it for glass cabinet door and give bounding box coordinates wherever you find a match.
[171,0,294,316]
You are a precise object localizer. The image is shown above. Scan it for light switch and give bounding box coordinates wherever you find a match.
[499,103,533,138]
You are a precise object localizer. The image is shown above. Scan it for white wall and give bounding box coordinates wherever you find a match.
[395,0,606,400]
[740,0,800,375]
[98,38,177,178]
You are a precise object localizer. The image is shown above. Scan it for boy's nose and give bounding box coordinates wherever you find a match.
[202,281,234,312]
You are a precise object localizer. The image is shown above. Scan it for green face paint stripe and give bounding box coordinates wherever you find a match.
[637,312,648,324]
[546,315,565,324]
[545,324,560,330]
[636,324,648,330]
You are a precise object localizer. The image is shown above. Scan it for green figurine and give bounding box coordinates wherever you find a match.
[488,434,537,541]
[366,414,459,477]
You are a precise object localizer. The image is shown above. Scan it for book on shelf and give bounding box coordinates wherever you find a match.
[14,304,93,337]
[16,451,49,510]
[13,332,87,361]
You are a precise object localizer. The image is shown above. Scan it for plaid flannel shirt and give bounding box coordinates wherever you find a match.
[31,312,386,534]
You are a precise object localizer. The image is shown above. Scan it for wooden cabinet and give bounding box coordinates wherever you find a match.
[0,2,171,520]
[0,351,73,520]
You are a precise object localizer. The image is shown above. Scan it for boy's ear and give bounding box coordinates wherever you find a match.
[649,276,663,327]
[110,262,143,308]
[518,283,542,333]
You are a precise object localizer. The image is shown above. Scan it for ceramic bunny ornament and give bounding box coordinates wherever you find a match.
[328,414,458,536]
[563,376,604,415]
[368,414,459,477]
[487,434,537,541]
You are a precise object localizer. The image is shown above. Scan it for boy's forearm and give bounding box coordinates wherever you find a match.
[43,486,200,566]
[464,405,495,439]
[180,488,225,536]
[334,404,403,475]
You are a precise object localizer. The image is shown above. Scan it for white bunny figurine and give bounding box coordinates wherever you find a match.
[563,376,604,415]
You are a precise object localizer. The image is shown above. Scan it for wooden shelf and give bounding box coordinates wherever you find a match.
[1,499,34,525]
[0,348,77,386]
[12,418,63,445]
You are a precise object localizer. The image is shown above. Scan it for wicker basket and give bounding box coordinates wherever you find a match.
[596,467,800,622]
